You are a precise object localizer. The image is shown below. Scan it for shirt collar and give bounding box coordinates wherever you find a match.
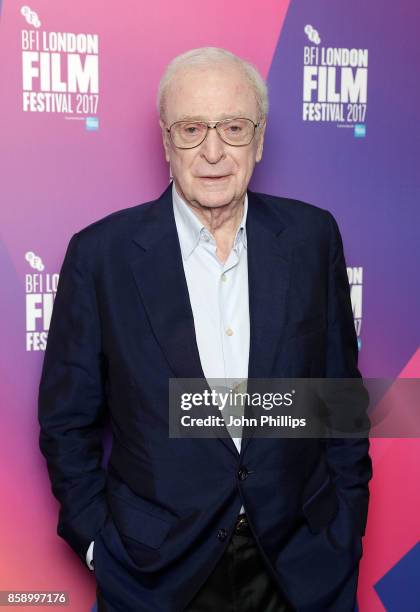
[172,182,248,261]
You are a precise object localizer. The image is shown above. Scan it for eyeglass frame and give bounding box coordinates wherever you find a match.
[165,116,262,149]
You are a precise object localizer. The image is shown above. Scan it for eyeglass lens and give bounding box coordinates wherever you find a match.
[170,118,256,148]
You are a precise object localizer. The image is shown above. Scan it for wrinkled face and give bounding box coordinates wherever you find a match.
[160,63,266,210]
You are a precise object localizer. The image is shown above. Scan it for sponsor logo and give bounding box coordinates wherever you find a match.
[354,123,366,138]
[86,116,99,131]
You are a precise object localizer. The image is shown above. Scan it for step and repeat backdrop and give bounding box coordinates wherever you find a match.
[0,1,419,610]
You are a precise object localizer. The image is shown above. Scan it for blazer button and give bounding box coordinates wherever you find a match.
[238,467,249,481]
[217,528,228,541]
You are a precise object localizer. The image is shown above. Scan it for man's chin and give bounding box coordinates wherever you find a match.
[193,188,236,209]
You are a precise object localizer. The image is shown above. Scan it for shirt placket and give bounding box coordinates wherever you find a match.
[219,245,241,389]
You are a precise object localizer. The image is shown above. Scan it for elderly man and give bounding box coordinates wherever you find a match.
[38,47,372,611]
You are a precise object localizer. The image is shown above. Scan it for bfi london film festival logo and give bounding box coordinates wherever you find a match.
[302,25,368,136]
[20,5,100,130]
[25,251,59,351]
[347,266,363,350]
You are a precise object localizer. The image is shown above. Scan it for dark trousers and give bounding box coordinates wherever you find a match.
[184,519,294,612]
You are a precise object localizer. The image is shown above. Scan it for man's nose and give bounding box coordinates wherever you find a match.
[200,127,225,163]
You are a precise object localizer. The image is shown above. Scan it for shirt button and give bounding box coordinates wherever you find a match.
[203,234,210,242]
[226,328,234,336]
[221,273,227,282]
[217,528,228,541]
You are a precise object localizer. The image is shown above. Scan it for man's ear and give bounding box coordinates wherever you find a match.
[255,119,266,163]
[159,118,171,163]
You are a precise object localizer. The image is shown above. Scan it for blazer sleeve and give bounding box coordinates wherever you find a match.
[323,211,373,537]
[38,232,108,565]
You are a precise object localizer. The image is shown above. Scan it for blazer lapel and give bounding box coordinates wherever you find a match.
[240,190,292,456]
[130,183,239,456]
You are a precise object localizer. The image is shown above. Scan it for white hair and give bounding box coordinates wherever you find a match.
[157,47,269,121]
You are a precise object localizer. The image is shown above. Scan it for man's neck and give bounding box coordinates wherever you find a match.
[173,181,246,247]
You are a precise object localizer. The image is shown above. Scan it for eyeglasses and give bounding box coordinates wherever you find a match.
[166,117,261,149]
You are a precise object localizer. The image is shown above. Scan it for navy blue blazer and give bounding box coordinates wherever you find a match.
[38,182,372,611]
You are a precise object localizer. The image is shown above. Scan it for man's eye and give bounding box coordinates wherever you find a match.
[180,124,203,135]
[226,124,242,133]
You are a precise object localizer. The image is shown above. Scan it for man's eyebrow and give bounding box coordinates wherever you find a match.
[174,113,244,122]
